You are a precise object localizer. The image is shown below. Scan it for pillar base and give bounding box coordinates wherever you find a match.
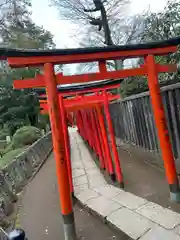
[110,173,116,182]
[63,213,77,240]
[170,183,180,203]
[119,182,125,189]
[100,167,106,172]
[170,192,180,202]
[63,223,77,240]
[71,192,77,206]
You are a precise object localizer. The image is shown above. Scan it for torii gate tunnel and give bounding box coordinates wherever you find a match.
[1,36,180,239]
[37,81,123,191]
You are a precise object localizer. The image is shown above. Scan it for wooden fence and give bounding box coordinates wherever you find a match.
[109,83,180,160]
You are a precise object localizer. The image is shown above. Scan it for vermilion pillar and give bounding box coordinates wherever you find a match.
[103,91,124,188]
[92,108,105,169]
[85,110,93,148]
[59,95,73,196]
[146,55,180,202]
[44,63,76,239]
[96,106,115,181]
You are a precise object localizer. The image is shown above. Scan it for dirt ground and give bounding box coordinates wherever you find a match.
[19,154,131,240]
[100,146,180,213]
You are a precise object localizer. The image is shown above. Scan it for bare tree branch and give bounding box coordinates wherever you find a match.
[51,0,144,73]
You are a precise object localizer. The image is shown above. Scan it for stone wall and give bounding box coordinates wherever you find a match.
[0,132,52,225]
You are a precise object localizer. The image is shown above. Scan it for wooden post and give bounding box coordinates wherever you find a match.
[103,91,124,188]
[44,63,76,239]
[59,95,73,196]
[93,108,105,169]
[146,55,180,202]
[90,108,105,168]
[96,105,115,181]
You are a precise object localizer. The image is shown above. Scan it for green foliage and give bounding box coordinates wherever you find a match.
[3,125,41,154]
[0,1,53,169]
[0,128,10,140]
[0,0,55,49]
[0,0,55,133]
[120,76,148,98]
[0,148,25,169]
[139,0,180,42]
[121,0,180,97]
[37,114,50,131]
[0,87,40,135]
[10,126,41,149]
[3,143,14,155]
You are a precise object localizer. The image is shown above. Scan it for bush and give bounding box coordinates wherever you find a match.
[3,142,14,155]
[0,148,25,169]
[11,126,41,149]
[0,128,9,140]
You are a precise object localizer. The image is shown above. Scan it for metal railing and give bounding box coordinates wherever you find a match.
[110,82,180,159]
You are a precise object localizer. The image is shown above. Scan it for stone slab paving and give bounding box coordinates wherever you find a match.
[72,168,85,178]
[86,167,101,177]
[140,226,180,240]
[86,196,122,218]
[69,128,180,240]
[76,189,100,204]
[88,174,107,188]
[107,208,154,240]
[94,184,123,198]
[112,191,148,210]
[73,174,88,187]
[74,183,89,195]
[136,202,180,229]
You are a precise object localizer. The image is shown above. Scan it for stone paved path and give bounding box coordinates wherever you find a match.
[19,153,131,240]
[70,128,180,240]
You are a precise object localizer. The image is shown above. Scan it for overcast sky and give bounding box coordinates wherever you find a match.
[30,0,167,74]
[31,0,167,48]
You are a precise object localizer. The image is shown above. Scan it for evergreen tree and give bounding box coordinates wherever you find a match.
[0,0,55,135]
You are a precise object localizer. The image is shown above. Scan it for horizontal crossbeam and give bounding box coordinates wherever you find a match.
[39,93,119,112]
[13,64,177,89]
[8,46,177,67]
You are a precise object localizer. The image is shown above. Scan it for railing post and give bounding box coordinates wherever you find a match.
[146,55,180,202]
[103,91,124,188]
[44,63,76,239]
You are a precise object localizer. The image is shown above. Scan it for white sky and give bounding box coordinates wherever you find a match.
[31,0,167,74]
[31,0,167,48]
[31,0,77,48]
[130,0,167,14]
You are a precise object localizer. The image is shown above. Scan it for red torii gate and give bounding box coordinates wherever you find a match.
[35,77,123,239]
[37,78,124,183]
[1,36,180,239]
[39,93,119,112]
[39,90,122,181]
[37,78,123,181]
